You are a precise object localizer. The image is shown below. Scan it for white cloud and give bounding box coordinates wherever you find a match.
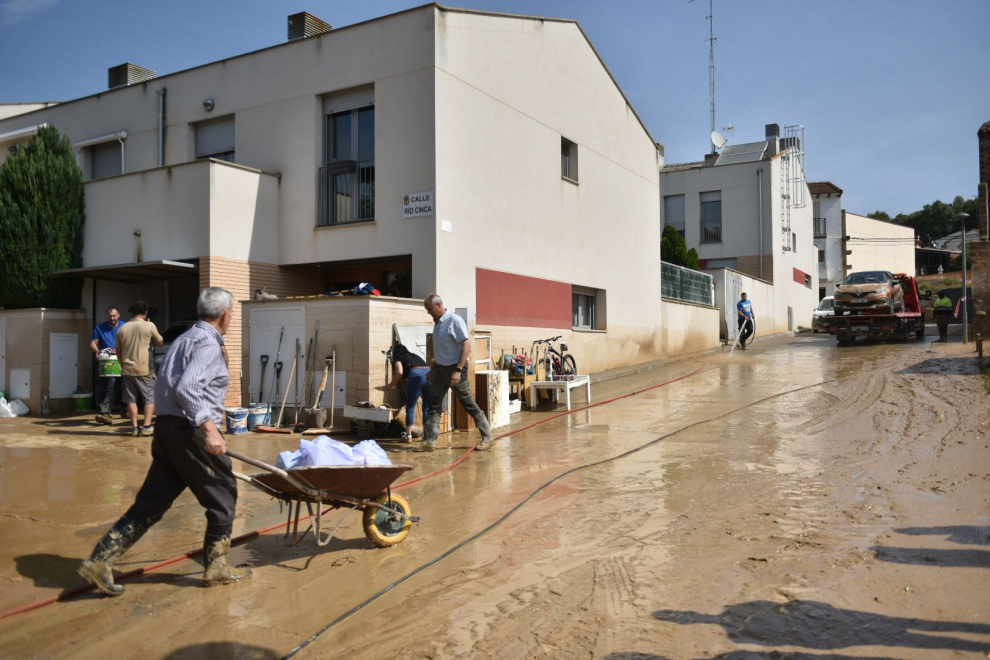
[0,0,61,26]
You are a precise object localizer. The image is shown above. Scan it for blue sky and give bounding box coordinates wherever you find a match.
[1,0,987,216]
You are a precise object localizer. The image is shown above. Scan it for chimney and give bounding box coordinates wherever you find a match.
[765,123,780,157]
[108,63,156,90]
[288,12,332,41]
[704,153,718,167]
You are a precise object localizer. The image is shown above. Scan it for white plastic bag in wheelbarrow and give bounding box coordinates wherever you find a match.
[276,436,392,469]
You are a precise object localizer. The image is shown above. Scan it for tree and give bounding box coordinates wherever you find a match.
[876,195,979,245]
[0,126,85,309]
[661,224,699,269]
[868,210,892,223]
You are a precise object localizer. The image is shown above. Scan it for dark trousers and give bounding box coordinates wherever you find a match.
[935,313,951,342]
[424,364,492,443]
[121,415,238,536]
[738,317,754,345]
[96,376,116,414]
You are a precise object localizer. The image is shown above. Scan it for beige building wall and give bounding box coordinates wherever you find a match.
[844,211,916,277]
[434,10,665,371]
[0,309,92,413]
[0,103,59,123]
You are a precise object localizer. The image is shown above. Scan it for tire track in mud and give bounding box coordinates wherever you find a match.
[799,372,887,435]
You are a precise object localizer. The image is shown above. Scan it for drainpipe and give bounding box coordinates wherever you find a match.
[117,134,126,174]
[156,88,167,167]
[758,167,764,280]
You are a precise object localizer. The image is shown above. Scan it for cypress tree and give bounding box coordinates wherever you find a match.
[0,125,85,309]
[661,223,700,269]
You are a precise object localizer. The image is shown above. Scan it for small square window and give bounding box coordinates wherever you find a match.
[561,137,578,182]
[572,286,604,330]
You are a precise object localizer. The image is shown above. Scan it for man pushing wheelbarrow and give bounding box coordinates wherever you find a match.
[78,287,251,596]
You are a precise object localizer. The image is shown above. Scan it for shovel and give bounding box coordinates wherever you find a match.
[258,355,269,401]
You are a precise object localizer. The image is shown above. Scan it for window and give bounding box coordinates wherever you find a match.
[195,116,235,162]
[700,191,722,243]
[792,232,797,252]
[705,257,737,269]
[89,141,122,179]
[320,87,375,226]
[818,249,825,263]
[572,287,604,330]
[561,137,578,182]
[664,195,685,237]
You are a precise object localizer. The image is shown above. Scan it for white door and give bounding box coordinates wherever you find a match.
[49,333,78,398]
[0,316,5,393]
[248,307,305,406]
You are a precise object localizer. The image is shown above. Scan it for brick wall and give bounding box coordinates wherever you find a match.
[979,121,990,239]
[199,257,324,406]
[735,254,774,284]
[970,241,990,339]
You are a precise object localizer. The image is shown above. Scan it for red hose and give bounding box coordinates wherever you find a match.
[0,365,702,621]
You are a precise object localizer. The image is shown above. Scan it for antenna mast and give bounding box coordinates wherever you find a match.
[707,0,716,153]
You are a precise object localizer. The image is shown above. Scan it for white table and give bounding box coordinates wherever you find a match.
[528,375,591,411]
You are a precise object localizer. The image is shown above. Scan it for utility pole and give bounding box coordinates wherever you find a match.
[707,0,716,152]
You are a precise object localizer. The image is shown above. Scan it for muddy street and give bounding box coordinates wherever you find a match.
[1,330,988,659]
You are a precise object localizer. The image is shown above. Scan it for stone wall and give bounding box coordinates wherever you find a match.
[970,241,990,339]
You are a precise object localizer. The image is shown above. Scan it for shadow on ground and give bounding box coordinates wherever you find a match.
[163,642,279,659]
[895,525,990,545]
[648,600,990,653]
[871,545,990,568]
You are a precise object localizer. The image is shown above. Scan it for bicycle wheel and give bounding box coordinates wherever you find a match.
[562,354,577,375]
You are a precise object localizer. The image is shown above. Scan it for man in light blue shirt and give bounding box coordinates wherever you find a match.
[412,294,493,452]
[736,293,755,349]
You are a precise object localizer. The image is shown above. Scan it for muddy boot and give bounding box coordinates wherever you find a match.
[474,436,494,451]
[409,440,436,452]
[203,530,252,587]
[77,515,147,597]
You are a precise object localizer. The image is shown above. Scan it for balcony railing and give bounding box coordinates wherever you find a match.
[318,159,375,227]
[813,217,827,238]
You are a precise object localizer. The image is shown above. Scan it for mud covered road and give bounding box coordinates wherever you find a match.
[1,329,988,659]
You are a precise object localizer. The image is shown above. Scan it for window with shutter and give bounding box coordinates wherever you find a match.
[196,116,235,162]
[319,86,375,226]
[700,191,722,243]
[90,141,122,179]
[664,195,685,237]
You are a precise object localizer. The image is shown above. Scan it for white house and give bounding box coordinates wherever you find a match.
[843,211,916,277]
[810,181,844,298]
[659,124,819,334]
[0,5,719,410]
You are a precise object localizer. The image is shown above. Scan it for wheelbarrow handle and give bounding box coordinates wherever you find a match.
[226,449,322,499]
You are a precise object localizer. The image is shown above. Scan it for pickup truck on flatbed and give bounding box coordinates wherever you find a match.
[827,274,925,344]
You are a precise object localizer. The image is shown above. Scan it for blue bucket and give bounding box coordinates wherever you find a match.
[247,403,270,431]
[225,407,248,435]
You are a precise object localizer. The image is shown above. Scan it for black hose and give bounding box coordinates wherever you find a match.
[281,377,839,659]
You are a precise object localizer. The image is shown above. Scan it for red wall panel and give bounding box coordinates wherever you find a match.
[793,267,808,285]
[476,268,572,329]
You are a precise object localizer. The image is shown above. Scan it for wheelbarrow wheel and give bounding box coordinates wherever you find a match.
[363,493,412,548]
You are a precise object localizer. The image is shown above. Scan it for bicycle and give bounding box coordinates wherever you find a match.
[529,336,577,379]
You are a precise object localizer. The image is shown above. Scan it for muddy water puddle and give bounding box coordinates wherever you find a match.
[1,333,988,658]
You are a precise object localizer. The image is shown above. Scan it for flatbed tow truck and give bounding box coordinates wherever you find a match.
[827,274,925,344]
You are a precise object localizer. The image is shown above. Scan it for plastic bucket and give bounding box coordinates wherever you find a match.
[71,393,94,412]
[247,403,270,431]
[98,356,121,377]
[225,407,249,435]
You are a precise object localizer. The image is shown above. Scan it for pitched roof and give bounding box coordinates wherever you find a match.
[660,161,705,173]
[808,181,843,196]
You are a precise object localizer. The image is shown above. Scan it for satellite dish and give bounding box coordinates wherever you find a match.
[711,130,727,150]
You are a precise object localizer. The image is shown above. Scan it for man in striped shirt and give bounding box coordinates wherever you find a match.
[78,287,251,595]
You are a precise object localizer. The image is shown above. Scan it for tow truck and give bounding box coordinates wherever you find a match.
[827,274,925,344]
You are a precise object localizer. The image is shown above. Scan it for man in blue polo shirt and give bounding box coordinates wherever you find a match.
[412,294,494,453]
[737,293,755,349]
[90,307,125,424]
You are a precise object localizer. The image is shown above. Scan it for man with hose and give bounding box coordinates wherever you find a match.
[78,287,250,596]
[737,292,756,350]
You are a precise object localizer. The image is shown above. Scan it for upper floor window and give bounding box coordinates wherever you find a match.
[561,137,578,183]
[700,191,722,243]
[320,86,375,226]
[89,141,123,179]
[664,195,685,237]
[196,116,235,162]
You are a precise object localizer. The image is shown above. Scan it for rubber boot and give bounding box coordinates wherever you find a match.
[77,515,147,597]
[203,529,252,587]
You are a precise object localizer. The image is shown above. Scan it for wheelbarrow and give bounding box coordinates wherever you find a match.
[227,449,419,549]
